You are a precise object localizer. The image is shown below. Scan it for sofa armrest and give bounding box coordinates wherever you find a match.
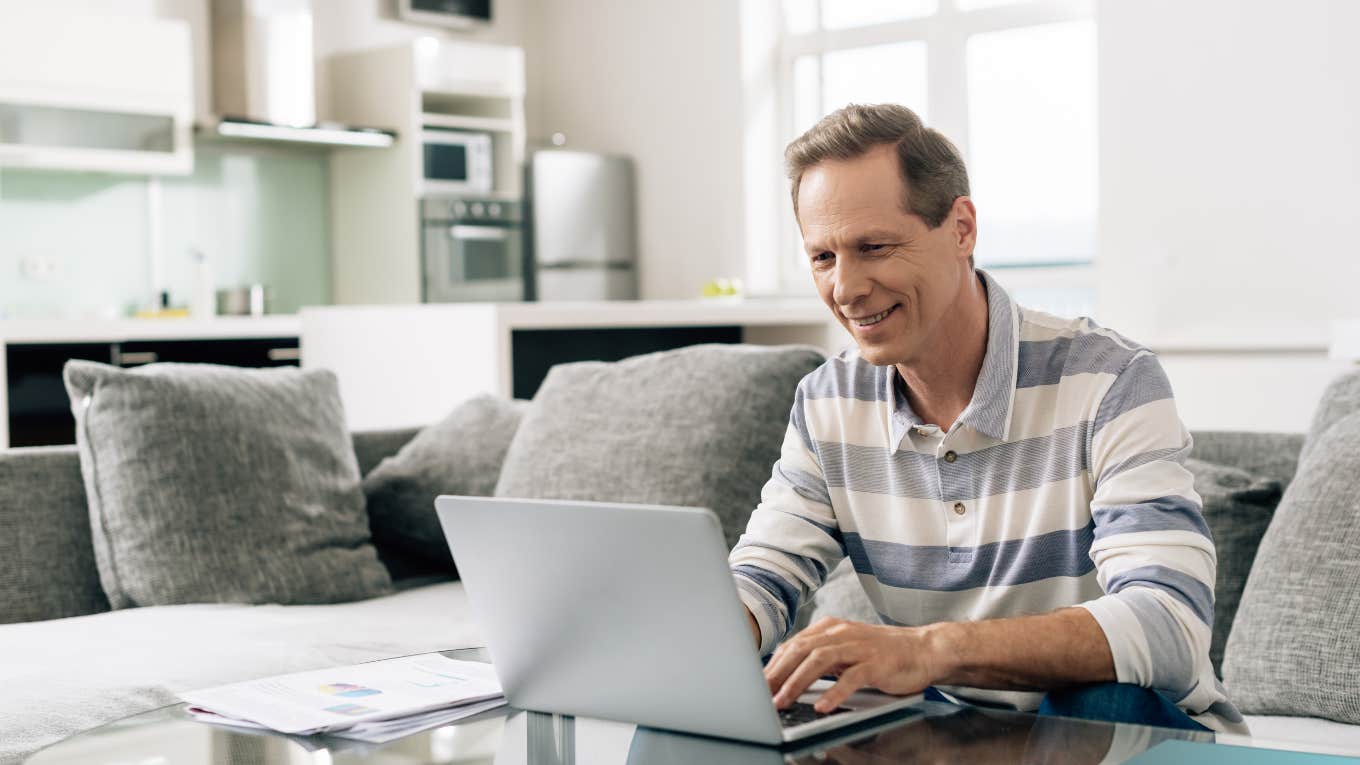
[0,445,109,623]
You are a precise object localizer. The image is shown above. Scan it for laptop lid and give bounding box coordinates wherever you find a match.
[436,495,787,745]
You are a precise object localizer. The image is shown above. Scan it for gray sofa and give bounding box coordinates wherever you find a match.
[2,393,1358,760]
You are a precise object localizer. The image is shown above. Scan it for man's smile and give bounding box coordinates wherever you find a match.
[847,304,900,327]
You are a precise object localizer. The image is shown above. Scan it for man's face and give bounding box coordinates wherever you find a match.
[796,144,975,367]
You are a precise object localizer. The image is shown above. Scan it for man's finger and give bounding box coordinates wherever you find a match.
[814,665,871,713]
[774,644,854,709]
[764,635,816,693]
[764,619,854,693]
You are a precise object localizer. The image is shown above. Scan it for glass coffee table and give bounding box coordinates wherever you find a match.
[26,649,1216,764]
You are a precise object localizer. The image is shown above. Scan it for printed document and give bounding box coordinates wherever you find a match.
[181,654,504,735]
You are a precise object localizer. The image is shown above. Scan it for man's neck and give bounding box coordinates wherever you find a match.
[895,271,990,433]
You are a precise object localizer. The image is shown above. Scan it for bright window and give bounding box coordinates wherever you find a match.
[966,20,1097,267]
[821,0,939,30]
[822,42,929,123]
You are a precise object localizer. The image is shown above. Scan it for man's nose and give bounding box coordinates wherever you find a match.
[832,256,872,308]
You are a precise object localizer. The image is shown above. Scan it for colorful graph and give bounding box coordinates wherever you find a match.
[318,682,382,698]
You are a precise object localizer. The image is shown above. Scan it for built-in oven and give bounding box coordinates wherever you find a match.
[422,128,493,195]
[421,196,525,302]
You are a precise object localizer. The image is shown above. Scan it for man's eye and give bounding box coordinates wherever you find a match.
[812,252,835,263]
[863,244,886,253]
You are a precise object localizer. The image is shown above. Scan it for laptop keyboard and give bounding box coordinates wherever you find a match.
[778,701,851,727]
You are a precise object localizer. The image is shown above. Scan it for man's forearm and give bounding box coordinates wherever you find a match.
[764,606,1117,712]
[927,606,1115,691]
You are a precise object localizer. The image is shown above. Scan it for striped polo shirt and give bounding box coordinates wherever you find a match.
[729,269,1245,734]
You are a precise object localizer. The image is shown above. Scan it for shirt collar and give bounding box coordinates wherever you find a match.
[887,269,1019,445]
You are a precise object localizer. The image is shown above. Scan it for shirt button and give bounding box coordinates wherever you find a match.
[953,502,966,516]
[944,451,957,463]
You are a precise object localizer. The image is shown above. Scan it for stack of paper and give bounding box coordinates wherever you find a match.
[181,654,506,744]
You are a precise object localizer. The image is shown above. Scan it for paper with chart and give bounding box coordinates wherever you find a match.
[180,654,504,735]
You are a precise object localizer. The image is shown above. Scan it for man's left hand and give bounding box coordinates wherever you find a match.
[763,617,948,713]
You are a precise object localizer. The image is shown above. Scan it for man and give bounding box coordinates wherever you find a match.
[728,103,1245,734]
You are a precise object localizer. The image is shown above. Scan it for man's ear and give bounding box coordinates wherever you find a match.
[950,196,978,257]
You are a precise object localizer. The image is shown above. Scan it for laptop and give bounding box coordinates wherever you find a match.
[435,496,922,746]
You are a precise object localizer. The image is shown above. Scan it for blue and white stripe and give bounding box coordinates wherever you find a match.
[729,269,1244,734]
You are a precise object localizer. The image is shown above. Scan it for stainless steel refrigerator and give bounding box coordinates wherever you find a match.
[523,150,638,301]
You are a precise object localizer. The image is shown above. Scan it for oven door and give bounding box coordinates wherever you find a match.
[423,221,524,302]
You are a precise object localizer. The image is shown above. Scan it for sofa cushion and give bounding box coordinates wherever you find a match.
[1184,457,1282,677]
[0,581,480,762]
[1223,370,1360,724]
[63,361,392,609]
[0,445,109,624]
[1188,431,1305,490]
[494,344,825,548]
[363,395,528,576]
[353,427,421,476]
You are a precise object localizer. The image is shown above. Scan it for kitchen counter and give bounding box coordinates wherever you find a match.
[0,316,301,344]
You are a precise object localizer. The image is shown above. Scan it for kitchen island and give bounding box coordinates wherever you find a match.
[302,300,845,431]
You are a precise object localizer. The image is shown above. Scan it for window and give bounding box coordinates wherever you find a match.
[763,0,1097,314]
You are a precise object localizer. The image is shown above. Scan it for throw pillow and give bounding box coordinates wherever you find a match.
[1222,369,1360,723]
[63,360,392,608]
[494,344,825,548]
[362,394,528,576]
[1182,457,1282,677]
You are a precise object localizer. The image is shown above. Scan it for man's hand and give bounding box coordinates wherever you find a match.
[763,616,945,714]
[762,607,1114,715]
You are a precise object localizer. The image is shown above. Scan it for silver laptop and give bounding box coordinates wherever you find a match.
[436,496,922,746]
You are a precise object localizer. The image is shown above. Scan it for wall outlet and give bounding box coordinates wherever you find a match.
[19,254,60,282]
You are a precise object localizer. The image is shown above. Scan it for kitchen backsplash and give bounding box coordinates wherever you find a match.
[0,144,329,319]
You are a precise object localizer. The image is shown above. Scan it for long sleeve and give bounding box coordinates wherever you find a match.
[729,386,847,656]
[1077,351,1245,731]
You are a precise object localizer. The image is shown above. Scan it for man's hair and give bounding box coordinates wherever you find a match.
[785,103,970,233]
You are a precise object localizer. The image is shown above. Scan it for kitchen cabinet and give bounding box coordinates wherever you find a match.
[2,334,300,449]
[0,12,193,175]
[4,343,115,448]
[328,40,526,305]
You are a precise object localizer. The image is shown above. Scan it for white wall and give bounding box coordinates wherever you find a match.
[1097,0,1360,432]
[531,0,746,300]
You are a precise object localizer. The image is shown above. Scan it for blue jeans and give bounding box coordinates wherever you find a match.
[926,683,1211,732]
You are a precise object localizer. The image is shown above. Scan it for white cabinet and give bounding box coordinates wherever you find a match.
[0,12,193,175]
[327,40,526,305]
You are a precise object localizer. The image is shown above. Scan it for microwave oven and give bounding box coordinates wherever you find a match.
[422,129,493,195]
[399,0,491,28]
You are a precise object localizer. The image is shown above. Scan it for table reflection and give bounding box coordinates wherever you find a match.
[27,698,1211,765]
[617,703,1211,765]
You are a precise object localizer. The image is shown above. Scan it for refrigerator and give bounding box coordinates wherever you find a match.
[523,150,638,301]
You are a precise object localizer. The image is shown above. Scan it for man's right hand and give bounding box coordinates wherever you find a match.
[745,607,760,649]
